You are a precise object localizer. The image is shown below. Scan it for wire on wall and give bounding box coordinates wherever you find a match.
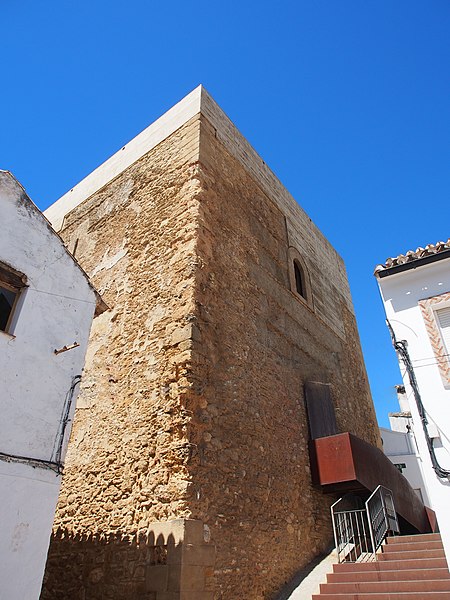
[387,320,450,480]
[52,374,81,468]
[0,375,82,475]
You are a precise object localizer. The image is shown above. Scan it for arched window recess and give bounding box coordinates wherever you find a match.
[288,247,313,308]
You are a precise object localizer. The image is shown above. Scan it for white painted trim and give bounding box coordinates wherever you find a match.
[44,85,203,231]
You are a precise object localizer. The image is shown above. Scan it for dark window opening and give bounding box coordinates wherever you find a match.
[294,260,306,299]
[0,262,26,335]
[288,247,312,308]
[0,283,19,332]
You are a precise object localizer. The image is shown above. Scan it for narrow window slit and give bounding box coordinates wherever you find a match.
[294,260,306,299]
[288,247,313,308]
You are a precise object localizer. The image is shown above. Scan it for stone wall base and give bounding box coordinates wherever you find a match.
[41,519,215,600]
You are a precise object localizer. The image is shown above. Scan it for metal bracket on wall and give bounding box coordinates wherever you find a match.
[54,342,80,355]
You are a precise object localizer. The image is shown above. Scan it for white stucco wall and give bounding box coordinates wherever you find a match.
[377,257,450,563]
[0,172,98,600]
[380,427,430,505]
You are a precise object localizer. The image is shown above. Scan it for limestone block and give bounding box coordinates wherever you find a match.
[183,544,216,566]
[146,565,169,592]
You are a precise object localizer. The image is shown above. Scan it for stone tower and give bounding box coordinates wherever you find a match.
[41,86,380,600]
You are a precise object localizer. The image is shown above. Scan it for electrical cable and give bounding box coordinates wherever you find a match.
[52,375,82,469]
[0,451,61,474]
[0,375,82,475]
[387,320,450,479]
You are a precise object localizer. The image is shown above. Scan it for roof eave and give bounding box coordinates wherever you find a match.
[375,249,450,279]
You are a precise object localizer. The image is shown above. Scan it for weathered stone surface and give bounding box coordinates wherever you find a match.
[41,521,211,600]
[41,105,380,600]
[52,117,202,536]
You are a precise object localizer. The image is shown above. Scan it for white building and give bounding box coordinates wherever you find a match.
[375,239,450,563]
[380,384,430,506]
[0,171,105,600]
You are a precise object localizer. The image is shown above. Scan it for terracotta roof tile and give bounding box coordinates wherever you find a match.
[375,238,450,274]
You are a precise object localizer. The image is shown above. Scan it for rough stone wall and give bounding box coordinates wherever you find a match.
[47,115,202,537]
[42,110,380,600]
[42,520,215,600]
[181,115,380,599]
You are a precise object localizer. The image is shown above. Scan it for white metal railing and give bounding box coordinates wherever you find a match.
[366,485,400,555]
[331,486,399,563]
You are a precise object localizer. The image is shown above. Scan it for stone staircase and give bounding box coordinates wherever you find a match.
[312,533,450,599]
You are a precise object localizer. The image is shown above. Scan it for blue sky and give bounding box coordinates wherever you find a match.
[2,1,449,426]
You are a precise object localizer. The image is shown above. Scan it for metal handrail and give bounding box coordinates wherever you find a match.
[365,485,400,555]
[331,497,372,563]
[331,486,399,563]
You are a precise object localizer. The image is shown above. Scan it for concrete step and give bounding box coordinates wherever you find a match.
[312,593,450,599]
[334,557,449,572]
[319,578,450,594]
[382,541,444,553]
[378,549,446,561]
[386,533,442,545]
[328,567,450,583]
[312,534,449,600]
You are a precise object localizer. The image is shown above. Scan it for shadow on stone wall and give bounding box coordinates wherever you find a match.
[41,520,215,600]
[41,528,180,600]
